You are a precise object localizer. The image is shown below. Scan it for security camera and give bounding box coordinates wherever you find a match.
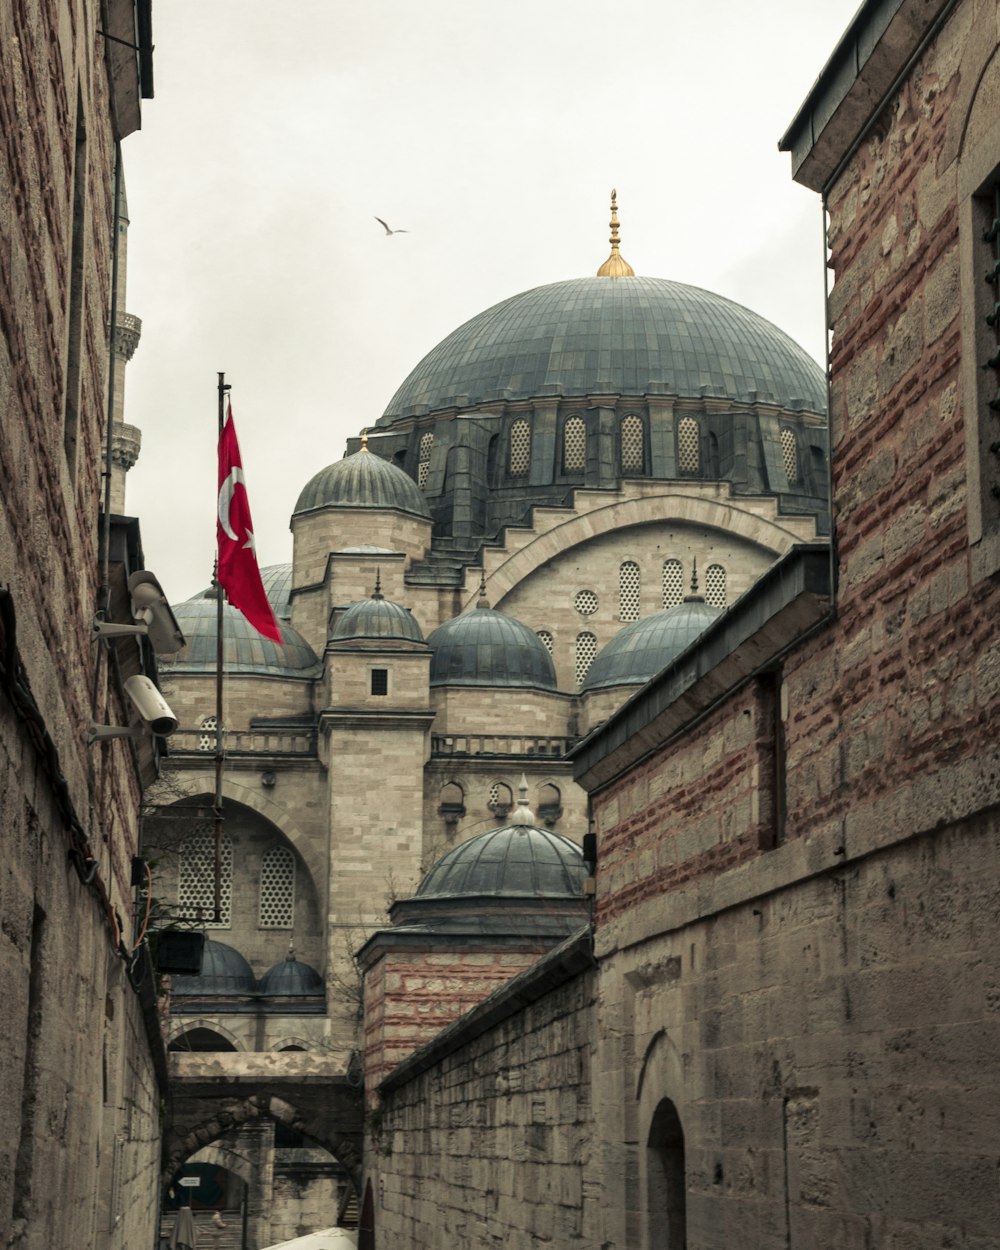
[123,674,179,736]
[127,571,186,655]
[92,570,185,657]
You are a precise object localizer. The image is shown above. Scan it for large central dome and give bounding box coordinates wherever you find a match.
[381,276,826,421]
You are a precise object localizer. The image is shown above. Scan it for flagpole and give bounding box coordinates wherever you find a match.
[213,371,230,925]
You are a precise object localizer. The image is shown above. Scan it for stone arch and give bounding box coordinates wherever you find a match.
[465,489,818,609]
[941,21,999,170]
[271,1036,313,1052]
[168,1019,243,1050]
[152,785,325,914]
[636,1029,688,1250]
[182,1142,255,1189]
[163,1092,362,1192]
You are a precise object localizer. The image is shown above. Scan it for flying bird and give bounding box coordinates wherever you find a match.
[375,216,409,236]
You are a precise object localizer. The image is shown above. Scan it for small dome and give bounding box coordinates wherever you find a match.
[417,824,586,899]
[582,597,721,692]
[294,448,430,518]
[428,605,556,689]
[333,594,424,643]
[259,563,293,621]
[171,940,255,996]
[258,957,324,997]
[163,598,320,678]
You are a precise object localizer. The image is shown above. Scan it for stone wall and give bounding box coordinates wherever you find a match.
[370,936,596,1248]
[0,3,163,1250]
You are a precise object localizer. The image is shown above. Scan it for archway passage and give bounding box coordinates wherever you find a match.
[647,1097,686,1248]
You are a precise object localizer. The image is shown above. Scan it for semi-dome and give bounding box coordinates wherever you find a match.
[582,597,722,692]
[417,824,586,899]
[163,596,320,678]
[258,956,324,997]
[427,602,557,689]
[332,582,424,643]
[294,446,430,518]
[381,276,827,421]
[171,940,255,996]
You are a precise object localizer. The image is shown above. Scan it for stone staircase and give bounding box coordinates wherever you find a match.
[160,1211,241,1250]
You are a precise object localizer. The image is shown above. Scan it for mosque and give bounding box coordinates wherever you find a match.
[147,196,829,1240]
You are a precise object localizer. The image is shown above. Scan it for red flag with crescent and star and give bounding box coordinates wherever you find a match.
[217,404,282,643]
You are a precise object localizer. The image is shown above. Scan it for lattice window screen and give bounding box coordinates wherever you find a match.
[619,561,641,621]
[780,427,799,483]
[678,417,700,474]
[705,563,727,608]
[259,846,295,928]
[537,629,554,654]
[488,782,512,811]
[563,416,586,472]
[198,716,225,752]
[417,432,433,488]
[509,419,531,476]
[662,559,683,608]
[575,632,598,689]
[620,414,644,472]
[574,589,598,616]
[178,825,233,927]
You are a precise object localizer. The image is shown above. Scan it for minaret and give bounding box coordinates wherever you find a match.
[109,180,142,514]
[596,188,635,278]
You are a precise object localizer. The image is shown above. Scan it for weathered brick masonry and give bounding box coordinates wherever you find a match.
[364,2,1000,1247]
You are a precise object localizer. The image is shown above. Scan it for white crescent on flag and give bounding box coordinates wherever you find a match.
[218,466,246,541]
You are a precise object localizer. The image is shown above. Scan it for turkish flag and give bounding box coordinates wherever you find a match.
[217,404,282,643]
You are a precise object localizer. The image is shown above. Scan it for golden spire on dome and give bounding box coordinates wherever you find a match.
[360,428,369,451]
[596,188,635,278]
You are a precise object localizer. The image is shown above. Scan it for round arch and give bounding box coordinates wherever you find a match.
[150,787,325,914]
[635,1029,688,1250]
[168,1019,243,1051]
[463,487,820,609]
[163,1093,362,1192]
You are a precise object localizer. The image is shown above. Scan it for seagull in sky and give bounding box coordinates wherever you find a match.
[375,216,409,235]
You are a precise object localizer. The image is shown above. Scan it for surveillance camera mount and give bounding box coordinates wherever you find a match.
[88,722,144,745]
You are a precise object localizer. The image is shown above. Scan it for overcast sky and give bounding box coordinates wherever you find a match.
[123,0,859,605]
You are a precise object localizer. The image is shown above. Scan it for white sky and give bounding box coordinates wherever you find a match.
[123,0,860,605]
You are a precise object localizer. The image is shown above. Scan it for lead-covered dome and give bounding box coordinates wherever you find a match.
[163,596,320,678]
[294,447,430,517]
[417,824,586,899]
[258,956,324,997]
[427,603,557,689]
[171,941,255,996]
[381,276,827,420]
[582,597,722,691]
[333,592,424,643]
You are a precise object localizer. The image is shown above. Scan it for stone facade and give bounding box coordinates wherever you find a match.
[357,1,1000,1247]
[0,5,162,1250]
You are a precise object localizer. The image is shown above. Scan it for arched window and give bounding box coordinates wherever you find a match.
[439,781,465,823]
[536,629,554,654]
[563,415,586,472]
[781,426,799,484]
[620,414,644,472]
[537,782,561,826]
[575,632,598,689]
[259,845,295,928]
[417,431,433,487]
[646,1098,686,1248]
[178,825,233,927]
[705,563,727,608]
[509,419,531,476]
[619,560,641,621]
[197,715,225,752]
[677,417,700,475]
[662,558,683,608]
[488,781,512,816]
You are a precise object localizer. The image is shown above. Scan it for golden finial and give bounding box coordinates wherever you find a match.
[476,569,490,609]
[360,428,369,451]
[596,188,635,278]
